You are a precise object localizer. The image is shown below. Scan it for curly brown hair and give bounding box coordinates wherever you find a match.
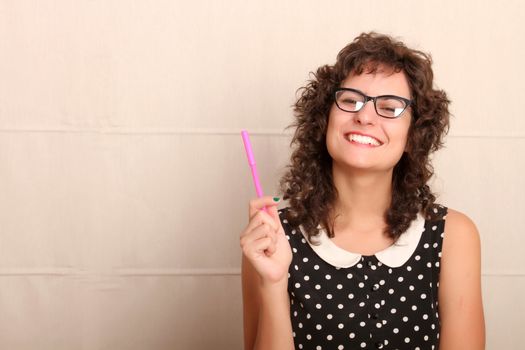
[280,32,450,242]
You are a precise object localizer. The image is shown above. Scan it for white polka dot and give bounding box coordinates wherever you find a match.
[423,314,429,320]
[398,276,404,282]
[415,255,421,261]
[424,335,429,341]
[359,302,365,307]
[337,284,343,289]
[307,334,312,340]
[412,305,417,311]
[348,293,354,299]
[307,313,311,319]
[433,242,438,248]
[391,308,397,314]
[349,313,355,318]
[295,283,301,288]
[414,325,420,331]
[305,294,310,299]
[388,288,394,294]
[326,294,332,299]
[360,342,366,348]
[303,257,309,263]
[294,265,299,270]
[360,321,366,327]
[349,333,355,339]
[421,293,427,299]
[314,265,320,270]
[338,304,344,309]
[427,262,432,268]
[316,324,322,330]
[325,274,331,280]
[315,284,321,290]
[298,344,302,349]
[432,323,436,329]
[435,261,440,267]
[301,238,306,244]
[316,304,322,309]
[379,279,385,285]
[432,225,437,230]
[327,314,333,320]
[381,299,385,305]
[400,296,406,302]
[326,334,333,340]
[347,273,353,279]
[358,282,364,288]
[316,346,321,350]
[393,328,399,334]
[418,274,424,280]
[357,263,363,268]
[405,337,410,343]
[304,275,310,281]
[409,285,415,291]
[338,323,344,329]
[424,243,429,248]
[407,265,412,271]
[293,247,298,253]
[403,316,409,322]
[298,323,303,328]
[338,346,344,350]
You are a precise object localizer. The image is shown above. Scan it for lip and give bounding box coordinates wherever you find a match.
[344,131,384,147]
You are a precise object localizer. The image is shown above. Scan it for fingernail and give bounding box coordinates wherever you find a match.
[273,197,281,202]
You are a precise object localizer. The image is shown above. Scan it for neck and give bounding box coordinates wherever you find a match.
[331,164,393,232]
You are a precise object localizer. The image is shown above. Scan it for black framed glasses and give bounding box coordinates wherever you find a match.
[334,88,413,119]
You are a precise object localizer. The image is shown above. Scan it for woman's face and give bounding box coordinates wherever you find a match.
[326,67,412,175]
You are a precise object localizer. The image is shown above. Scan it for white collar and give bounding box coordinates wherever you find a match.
[302,213,425,268]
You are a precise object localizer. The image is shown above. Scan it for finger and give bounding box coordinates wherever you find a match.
[248,196,281,219]
[243,208,279,236]
[240,222,273,247]
[243,237,272,259]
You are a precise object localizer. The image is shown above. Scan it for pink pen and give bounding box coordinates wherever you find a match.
[241,130,268,212]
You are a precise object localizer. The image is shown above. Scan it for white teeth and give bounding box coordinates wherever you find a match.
[347,134,381,146]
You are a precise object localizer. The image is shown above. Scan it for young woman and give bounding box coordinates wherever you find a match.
[240,32,485,350]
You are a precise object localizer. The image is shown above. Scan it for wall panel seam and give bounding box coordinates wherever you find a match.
[0,127,524,138]
[0,268,522,277]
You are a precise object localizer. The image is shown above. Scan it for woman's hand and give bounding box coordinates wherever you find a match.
[240,196,292,286]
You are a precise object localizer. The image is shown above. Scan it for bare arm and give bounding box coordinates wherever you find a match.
[439,209,485,349]
[241,197,294,350]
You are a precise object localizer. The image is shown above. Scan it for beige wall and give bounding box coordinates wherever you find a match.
[0,1,523,349]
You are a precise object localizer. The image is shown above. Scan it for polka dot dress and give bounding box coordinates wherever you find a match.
[280,206,447,350]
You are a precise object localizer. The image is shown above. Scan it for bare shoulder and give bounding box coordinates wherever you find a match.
[443,208,480,250]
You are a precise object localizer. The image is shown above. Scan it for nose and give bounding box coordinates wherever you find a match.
[354,100,379,125]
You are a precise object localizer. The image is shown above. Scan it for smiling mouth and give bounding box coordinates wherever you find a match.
[345,133,383,146]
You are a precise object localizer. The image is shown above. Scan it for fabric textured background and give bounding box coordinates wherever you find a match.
[0,1,523,349]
